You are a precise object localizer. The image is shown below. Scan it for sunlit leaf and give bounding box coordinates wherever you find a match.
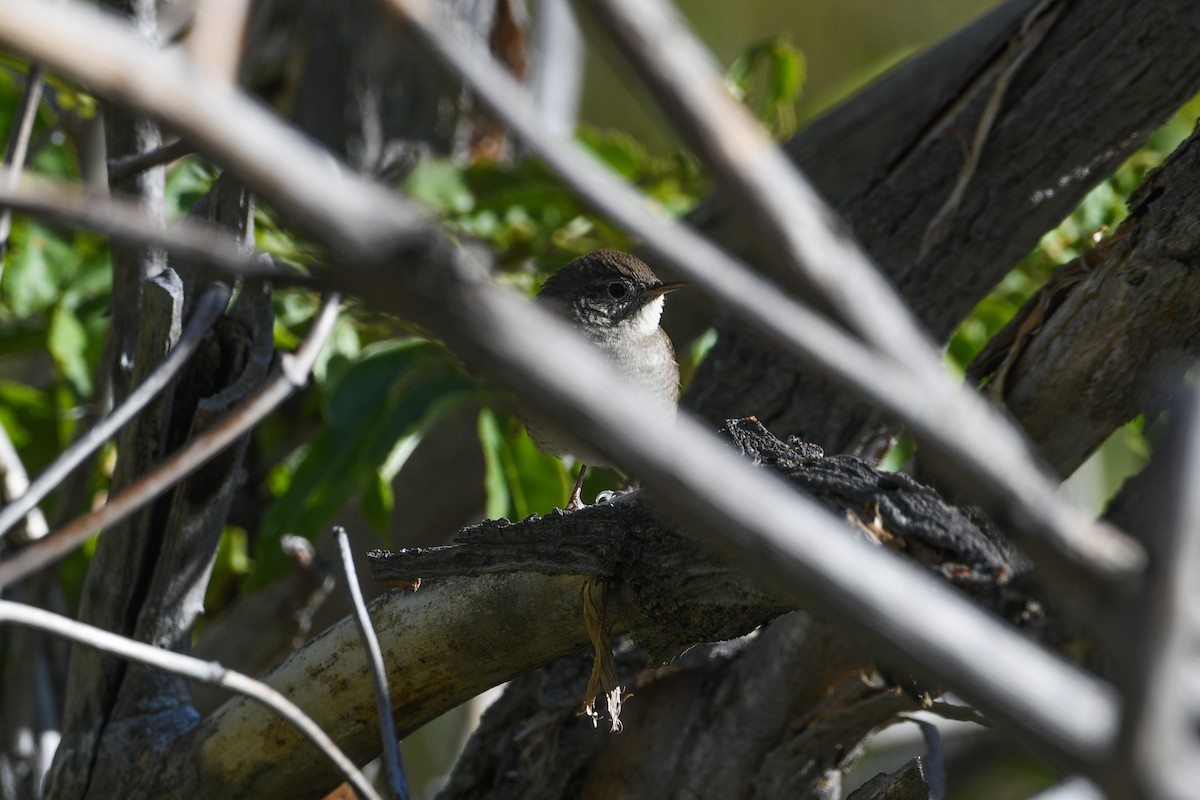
[248,340,477,587]
[47,300,92,396]
[477,408,571,520]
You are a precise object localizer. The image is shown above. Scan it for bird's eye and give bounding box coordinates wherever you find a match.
[607,282,628,299]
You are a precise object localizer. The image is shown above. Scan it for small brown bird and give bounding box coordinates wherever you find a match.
[525,249,685,510]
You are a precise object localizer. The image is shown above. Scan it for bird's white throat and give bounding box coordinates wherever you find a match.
[628,295,665,337]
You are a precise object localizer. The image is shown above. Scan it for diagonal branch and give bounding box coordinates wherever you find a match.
[0,283,230,542]
[107,139,195,185]
[0,1,1129,777]
[380,0,1140,610]
[0,62,47,271]
[0,599,382,800]
[0,173,291,280]
[0,294,340,588]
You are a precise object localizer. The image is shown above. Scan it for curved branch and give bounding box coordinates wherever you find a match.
[143,420,1107,798]
[0,600,381,800]
[0,173,289,281]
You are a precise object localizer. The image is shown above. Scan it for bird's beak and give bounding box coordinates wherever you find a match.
[640,281,689,298]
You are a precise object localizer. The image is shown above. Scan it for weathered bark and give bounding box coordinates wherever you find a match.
[243,0,501,173]
[423,420,1030,800]
[132,419,1034,799]
[46,177,271,799]
[101,0,168,402]
[970,126,1200,477]
[846,758,932,800]
[685,0,1200,457]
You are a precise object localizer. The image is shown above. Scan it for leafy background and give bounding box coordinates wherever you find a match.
[1,1,1196,795]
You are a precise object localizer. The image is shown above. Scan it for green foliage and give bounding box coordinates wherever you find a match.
[402,128,709,291]
[725,35,807,138]
[478,408,572,520]
[203,525,252,615]
[247,339,477,588]
[947,98,1200,377]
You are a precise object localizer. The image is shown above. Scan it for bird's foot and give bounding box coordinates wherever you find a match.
[564,464,589,512]
[595,484,637,504]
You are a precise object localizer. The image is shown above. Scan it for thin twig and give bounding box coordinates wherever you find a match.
[0,294,341,588]
[0,427,49,544]
[334,526,409,800]
[0,172,298,282]
[107,138,195,185]
[0,599,381,800]
[912,717,947,800]
[0,62,46,275]
[0,283,229,542]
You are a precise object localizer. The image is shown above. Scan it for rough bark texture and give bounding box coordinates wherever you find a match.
[101,0,167,402]
[243,0,497,173]
[124,419,1038,799]
[970,125,1200,477]
[46,178,271,799]
[684,0,1200,456]
[422,420,1033,800]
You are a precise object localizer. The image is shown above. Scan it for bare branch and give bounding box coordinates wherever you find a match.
[0,294,340,588]
[1107,381,1200,797]
[0,2,1128,775]
[531,0,583,137]
[182,0,252,82]
[0,63,47,271]
[0,599,382,800]
[379,0,1141,611]
[334,526,409,800]
[107,139,195,185]
[0,172,294,281]
[0,283,229,542]
[0,427,48,544]
[585,0,932,367]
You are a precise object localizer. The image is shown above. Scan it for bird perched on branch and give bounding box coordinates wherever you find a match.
[524,249,686,510]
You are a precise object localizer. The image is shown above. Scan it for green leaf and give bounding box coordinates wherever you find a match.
[724,36,806,138]
[204,525,253,613]
[2,225,62,317]
[248,340,476,588]
[360,470,396,536]
[477,409,571,520]
[164,157,215,217]
[404,159,474,215]
[478,407,513,521]
[0,381,59,472]
[47,300,92,397]
[576,128,650,180]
